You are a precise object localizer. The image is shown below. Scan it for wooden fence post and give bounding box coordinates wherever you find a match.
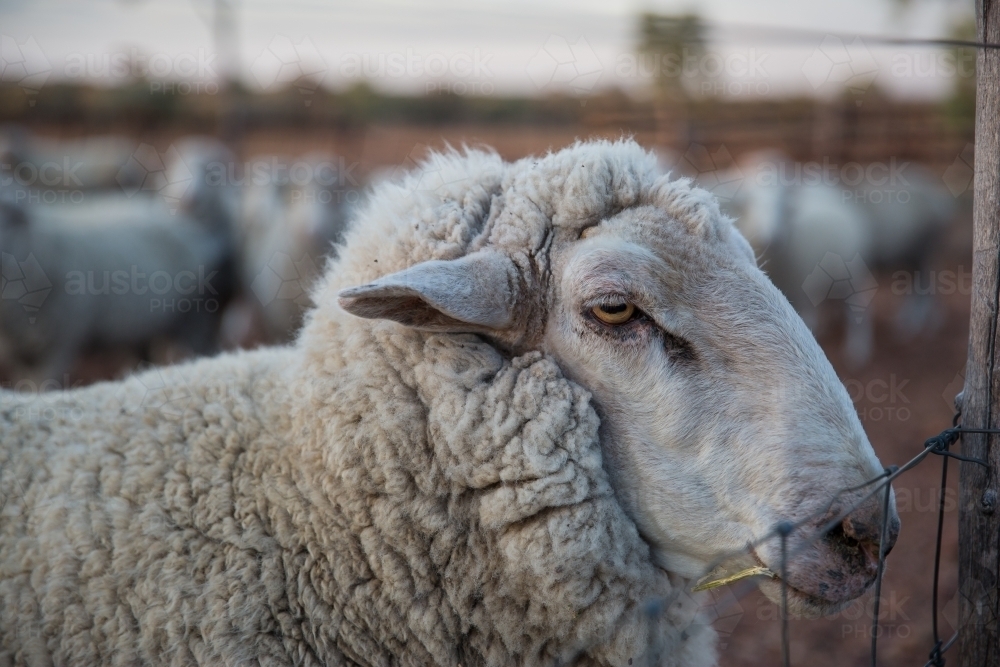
[960,1,1000,664]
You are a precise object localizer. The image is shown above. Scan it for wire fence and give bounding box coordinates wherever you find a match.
[620,23,1000,667]
[666,19,1000,52]
[619,407,998,667]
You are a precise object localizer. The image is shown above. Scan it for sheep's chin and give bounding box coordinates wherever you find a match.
[748,549,872,617]
[648,559,844,618]
[756,578,855,617]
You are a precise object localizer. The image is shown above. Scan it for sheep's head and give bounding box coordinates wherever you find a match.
[337,143,898,617]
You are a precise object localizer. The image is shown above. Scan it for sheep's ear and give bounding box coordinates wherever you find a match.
[337,251,518,331]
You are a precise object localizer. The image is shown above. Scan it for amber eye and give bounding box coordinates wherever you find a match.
[591,302,636,325]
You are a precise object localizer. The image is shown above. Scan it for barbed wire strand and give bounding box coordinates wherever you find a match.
[558,416,998,666]
[927,457,950,666]
[677,421,993,667]
[687,21,1000,51]
[926,411,961,667]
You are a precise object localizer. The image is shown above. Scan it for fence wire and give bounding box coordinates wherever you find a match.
[536,17,1000,667]
[629,17,1000,664]
[674,19,1000,52]
[632,409,997,667]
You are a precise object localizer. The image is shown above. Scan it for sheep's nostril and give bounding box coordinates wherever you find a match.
[837,510,900,564]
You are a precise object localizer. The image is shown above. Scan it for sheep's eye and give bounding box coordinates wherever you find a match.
[591,302,636,325]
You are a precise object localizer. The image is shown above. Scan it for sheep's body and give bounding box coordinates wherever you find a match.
[0,334,708,667]
[1,142,717,666]
[0,200,233,382]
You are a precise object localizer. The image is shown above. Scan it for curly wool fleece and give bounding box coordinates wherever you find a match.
[1,140,717,667]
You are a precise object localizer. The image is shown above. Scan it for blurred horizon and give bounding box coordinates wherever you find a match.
[0,0,977,101]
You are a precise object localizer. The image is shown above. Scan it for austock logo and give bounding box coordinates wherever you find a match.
[801,35,878,99]
[1,373,86,421]
[338,47,495,95]
[615,47,772,97]
[755,590,913,638]
[942,367,965,411]
[942,143,975,198]
[698,586,744,651]
[751,156,912,190]
[250,35,326,106]
[0,35,52,104]
[251,252,319,309]
[645,587,745,654]
[63,264,222,314]
[526,35,603,94]
[844,375,911,423]
[113,361,192,417]
[1,252,52,323]
[63,47,219,95]
[116,143,193,213]
[674,143,744,202]
[801,252,878,321]
[1,155,87,204]
[204,154,360,192]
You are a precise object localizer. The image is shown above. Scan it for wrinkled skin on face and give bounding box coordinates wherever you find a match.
[542,205,898,614]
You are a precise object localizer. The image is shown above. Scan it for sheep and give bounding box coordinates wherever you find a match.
[0,139,237,383]
[0,125,139,192]
[0,139,898,666]
[854,165,956,335]
[230,152,356,343]
[723,151,954,365]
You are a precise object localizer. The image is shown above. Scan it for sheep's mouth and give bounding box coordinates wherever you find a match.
[756,575,849,616]
[749,548,857,614]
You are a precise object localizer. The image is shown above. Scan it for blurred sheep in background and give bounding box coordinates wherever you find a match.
[0,136,238,383]
[0,127,360,381]
[0,125,140,192]
[722,151,956,366]
[222,151,357,345]
[0,126,959,381]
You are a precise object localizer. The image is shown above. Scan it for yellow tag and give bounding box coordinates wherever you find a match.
[692,566,776,592]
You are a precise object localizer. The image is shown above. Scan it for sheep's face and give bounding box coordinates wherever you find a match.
[541,205,898,616]
[338,201,898,617]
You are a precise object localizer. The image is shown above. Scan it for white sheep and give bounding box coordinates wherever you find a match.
[0,139,237,382]
[231,152,355,343]
[0,125,139,192]
[724,151,955,365]
[0,140,897,666]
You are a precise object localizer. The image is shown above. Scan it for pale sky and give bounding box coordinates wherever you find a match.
[0,0,975,99]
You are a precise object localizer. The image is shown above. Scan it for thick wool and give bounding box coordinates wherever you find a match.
[0,140,718,667]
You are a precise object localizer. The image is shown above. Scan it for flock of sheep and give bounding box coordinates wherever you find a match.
[0,133,955,665]
[0,128,354,384]
[719,151,957,365]
[659,147,958,366]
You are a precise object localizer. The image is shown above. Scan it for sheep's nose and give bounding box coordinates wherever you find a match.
[780,493,901,604]
[831,496,900,565]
